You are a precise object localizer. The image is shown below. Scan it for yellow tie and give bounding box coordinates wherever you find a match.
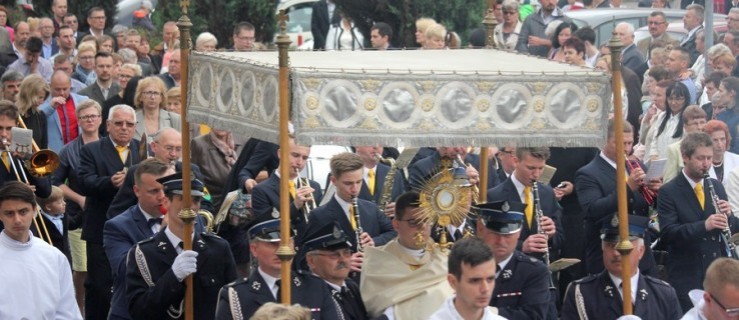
[289,180,296,199]
[524,186,533,228]
[368,169,375,196]
[349,204,357,230]
[695,183,705,210]
[1,151,9,172]
[115,145,127,163]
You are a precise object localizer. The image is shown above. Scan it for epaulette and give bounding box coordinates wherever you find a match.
[200,232,224,240]
[515,252,541,264]
[644,275,672,287]
[224,277,249,288]
[137,237,156,245]
[573,274,598,284]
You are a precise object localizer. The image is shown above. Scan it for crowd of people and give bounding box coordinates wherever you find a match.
[1,0,739,319]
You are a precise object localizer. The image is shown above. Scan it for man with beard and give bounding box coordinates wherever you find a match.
[515,0,570,57]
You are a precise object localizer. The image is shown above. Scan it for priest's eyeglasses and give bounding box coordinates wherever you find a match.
[710,293,739,316]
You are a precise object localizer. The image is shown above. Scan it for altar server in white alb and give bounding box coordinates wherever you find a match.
[0,181,81,319]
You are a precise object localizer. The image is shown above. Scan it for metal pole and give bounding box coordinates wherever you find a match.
[176,0,194,319]
[608,30,633,316]
[275,10,295,305]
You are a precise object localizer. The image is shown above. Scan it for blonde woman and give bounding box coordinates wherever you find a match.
[72,42,97,84]
[195,32,218,52]
[415,17,436,47]
[134,76,181,142]
[424,23,446,49]
[18,74,50,149]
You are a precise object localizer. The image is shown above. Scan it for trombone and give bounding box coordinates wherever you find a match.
[17,116,60,177]
[1,137,52,244]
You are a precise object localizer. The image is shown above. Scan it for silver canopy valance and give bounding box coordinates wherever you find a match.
[187,50,611,148]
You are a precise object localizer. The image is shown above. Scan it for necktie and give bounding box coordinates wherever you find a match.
[496,264,501,273]
[289,180,296,199]
[524,186,533,228]
[147,217,163,228]
[349,204,357,231]
[1,151,9,172]
[115,145,127,163]
[695,183,705,210]
[453,229,463,241]
[368,168,375,196]
[275,279,282,301]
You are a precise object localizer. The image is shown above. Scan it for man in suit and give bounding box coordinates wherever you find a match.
[301,152,396,273]
[104,158,173,320]
[303,220,369,320]
[157,49,180,89]
[681,4,705,66]
[657,131,739,313]
[561,215,682,319]
[215,217,339,319]
[487,147,564,264]
[107,128,208,218]
[38,18,58,60]
[78,104,141,320]
[311,0,336,50]
[637,11,680,58]
[575,119,660,277]
[495,143,518,182]
[126,172,238,319]
[251,135,322,237]
[476,201,551,319]
[238,139,279,193]
[615,22,645,71]
[39,70,89,153]
[79,52,119,108]
[354,145,388,204]
[515,0,569,57]
[79,7,112,43]
[408,147,493,192]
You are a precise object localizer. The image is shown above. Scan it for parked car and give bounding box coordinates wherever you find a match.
[304,145,352,191]
[564,8,726,46]
[115,0,159,27]
[276,0,317,50]
[634,20,728,45]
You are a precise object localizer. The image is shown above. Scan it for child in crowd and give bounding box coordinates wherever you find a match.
[35,186,71,262]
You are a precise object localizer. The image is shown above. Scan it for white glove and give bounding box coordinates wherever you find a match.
[172,250,198,282]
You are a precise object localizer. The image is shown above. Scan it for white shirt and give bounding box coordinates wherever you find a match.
[496,254,514,278]
[164,227,184,254]
[680,289,707,320]
[0,231,82,319]
[510,173,528,203]
[334,193,352,222]
[648,112,680,159]
[139,204,162,234]
[257,267,280,299]
[682,170,702,190]
[608,271,639,304]
[429,296,506,320]
[446,219,467,241]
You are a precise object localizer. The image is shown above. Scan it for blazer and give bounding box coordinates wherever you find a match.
[561,271,682,320]
[636,33,680,58]
[38,93,89,153]
[236,140,279,191]
[215,269,340,320]
[574,155,657,276]
[681,25,704,66]
[104,205,158,320]
[106,161,206,219]
[32,212,69,260]
[358,163,389,204]
[251,173,323,237]
[190,134,245,210]
[78,137,141,244]
[310,0,335,50]
[491,251,551,320]
[126,230,238,320]
[78,82,121,107]
[487,178,564,263]
[134,109,182,140]
[621,44,645,71]
[657,173,739,312]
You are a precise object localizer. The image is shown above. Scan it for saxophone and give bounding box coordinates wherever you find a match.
[351,196,364,252]
[376,154,397,214]
[704,172,737,259]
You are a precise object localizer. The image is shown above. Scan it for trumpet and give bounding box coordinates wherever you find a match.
[704,172,737,259]
[625,158,657,206]
[351,196,363,252]
[295,168,317,219]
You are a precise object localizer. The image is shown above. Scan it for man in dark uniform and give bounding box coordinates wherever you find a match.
[251,135,322,237]
[408,147,493,192]
[300,152,395,273]
[476,201,551,319]
[575,120,659,277]
[561,214,682,319]
[487,147,564,263]
[303,221,368,320]
[215,218,340,320]
[657,131,739,313]
[126,173,238,319]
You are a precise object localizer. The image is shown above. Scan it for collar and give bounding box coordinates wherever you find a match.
[41,212,64,220]
[497,253,514,271]
[0,230,34,248]
[446,219,467,235]
[539,7,564,19]
[164,227,183,250]
[398,241,426,260]
[599,151,618,170]
[324,280,345,292]
[682,169,702,189]
[258,267,279,291]
[334,193,351,215]
[364,165,377,180]
[608,270,640,302]
[138,204,159,220]
[96,80,110,91]
[109,136,129,148]
[273,170,298,186]
[510,173,527,201]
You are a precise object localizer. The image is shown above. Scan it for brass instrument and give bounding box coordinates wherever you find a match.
[626,159,657,206]
[295,168,317,220]
[704,172,736,259]
[1,137,52,244]
[532,180,556,289]
[455,154,480,203]
[17,116,59,177]
[376,154,397,215]
[197,209,215,234]
[351,196,363,252]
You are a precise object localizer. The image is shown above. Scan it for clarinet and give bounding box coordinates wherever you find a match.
[352,196,364,252]
[704,172,736,259]
[531,180,550,266]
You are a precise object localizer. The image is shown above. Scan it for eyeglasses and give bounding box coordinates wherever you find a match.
[668,96,686,101]
[112,120,135,128]
[142,91,161,97]
[710,293,739,316]
[235,36,255,41]
[310,249,353,259]
[397,218,426,227]
[79,114,100,121]
[499,150,514,156]
[727,17,739,22]
[89,16,106,20]
[503,11,517,15]
[78,56,94,61]
[647,21,665,25]
[159,145,183,153]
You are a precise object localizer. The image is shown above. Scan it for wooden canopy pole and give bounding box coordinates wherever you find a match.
[275,11,295,305]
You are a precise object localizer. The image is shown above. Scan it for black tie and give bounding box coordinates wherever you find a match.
[147,217,163,228]
[496,264,501,273]
[275,279,282,301]
[453,229,463,241]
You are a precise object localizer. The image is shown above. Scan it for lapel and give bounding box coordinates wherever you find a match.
[101,138,125,170]
[594,156,617,187]
[193,233,208,271]
[599,271,623,316]
[268,173,295,203]
[247,270,276,306]
[375,163,388,200]
[131,206,155,238]
[329,197,356,245]
[633,275,650,317]
[152,231,178,265]
[676,173,708,219]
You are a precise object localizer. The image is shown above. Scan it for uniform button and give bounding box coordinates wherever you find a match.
[703,237,707,241]
[713,253,718,257]
[712,236,716,241]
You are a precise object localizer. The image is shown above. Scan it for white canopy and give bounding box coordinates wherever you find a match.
[187,49,611,147]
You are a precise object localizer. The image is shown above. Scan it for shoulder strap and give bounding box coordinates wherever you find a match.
[575,283,589,320]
